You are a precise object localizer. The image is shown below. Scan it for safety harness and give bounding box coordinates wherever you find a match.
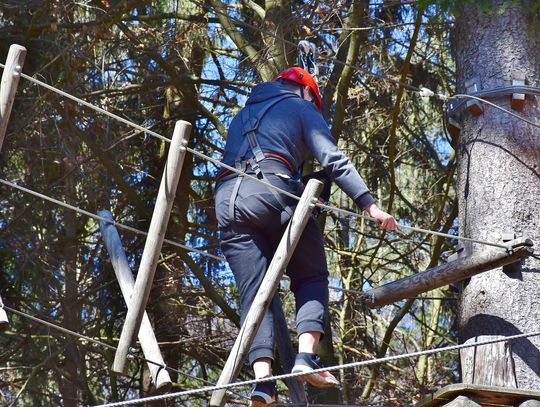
[218,93,299,221]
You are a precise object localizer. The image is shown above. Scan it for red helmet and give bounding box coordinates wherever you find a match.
[274,67,322,111]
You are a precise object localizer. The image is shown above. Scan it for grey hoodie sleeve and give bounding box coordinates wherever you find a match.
[301,105,375,210]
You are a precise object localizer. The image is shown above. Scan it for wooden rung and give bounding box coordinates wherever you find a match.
[0,44,27,153]
[99,210,172,392]
[416,383,540,407]
[209,179,323,407]
[113,120,192,375]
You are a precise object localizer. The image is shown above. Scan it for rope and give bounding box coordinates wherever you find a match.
[0,178,224,262]
[0,64,172,145]
[4,305,117,350]
[2,305,249,401]
[447,85,540,115]
[316,202,508,250]
[92,329,540,406]
[187,146,507,250]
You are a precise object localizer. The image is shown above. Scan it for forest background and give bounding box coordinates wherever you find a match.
[0,0,537,406]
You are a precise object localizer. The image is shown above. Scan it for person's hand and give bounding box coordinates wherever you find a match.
[366,204,398,231]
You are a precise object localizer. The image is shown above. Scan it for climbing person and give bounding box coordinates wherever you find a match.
[214,67,398,406]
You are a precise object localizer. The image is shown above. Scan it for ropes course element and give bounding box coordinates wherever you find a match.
[3,305,249,401]
[0,7,538,404]
[0,59,524,250]
[0,63,518,251]
[0,5,537,404]
[92,329,540,406]
[0,178,224,262]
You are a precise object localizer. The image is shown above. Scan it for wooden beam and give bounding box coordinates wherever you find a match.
[98,210,172,392]
[365,238,534,308]
[113,120,192,375]
[209,179,323,407]
[0,294,9,332]
[272,296,308,405]
[0,44,26,153]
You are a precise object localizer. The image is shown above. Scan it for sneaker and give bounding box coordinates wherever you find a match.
[291,352,340,388]
[249,379,277,406]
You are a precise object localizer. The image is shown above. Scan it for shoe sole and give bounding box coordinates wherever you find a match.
[250,396,276,406]
[292,366,340,389]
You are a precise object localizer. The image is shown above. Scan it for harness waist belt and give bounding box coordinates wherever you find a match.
[216,154,296,182]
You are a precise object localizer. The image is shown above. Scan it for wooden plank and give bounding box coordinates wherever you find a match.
[209,179,323,407]
[98,210,172,392]
[113,120,192,375]
[460,336,517,388]
[416,383,540,407]
[365,238,534,308]
[272,296,308,405]
[0,44,26,152]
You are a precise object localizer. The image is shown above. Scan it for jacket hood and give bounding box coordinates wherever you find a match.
[246,81,301,105]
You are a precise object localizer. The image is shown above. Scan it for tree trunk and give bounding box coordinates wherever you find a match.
[455,1,540,390]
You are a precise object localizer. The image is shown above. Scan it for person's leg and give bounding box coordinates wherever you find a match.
[220,225,276,372]
[298,331,321,353]
[287,217,329,346]
[287,217,339,388]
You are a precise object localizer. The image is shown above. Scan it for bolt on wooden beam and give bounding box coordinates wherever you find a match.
[98,210,172,392]
[209,179,324,407]
[0,44,26,153]
[113,120,192,375]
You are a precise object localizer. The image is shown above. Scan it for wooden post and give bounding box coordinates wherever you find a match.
[365,238,534,308]
[272,297,308,405]
[0,294,9,332]
[0,44,26,153]
[98,210,172,392]
[113,120,192,375]
[209,179,323,407]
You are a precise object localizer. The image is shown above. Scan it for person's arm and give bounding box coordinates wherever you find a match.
[301,106,397,230]
[366,203,398,231]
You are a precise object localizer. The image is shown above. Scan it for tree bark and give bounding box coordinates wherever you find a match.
[455,1,540,390]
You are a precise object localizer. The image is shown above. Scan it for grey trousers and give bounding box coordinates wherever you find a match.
[215,173,329,365]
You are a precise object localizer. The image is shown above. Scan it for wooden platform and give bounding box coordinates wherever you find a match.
[416,384,540,407]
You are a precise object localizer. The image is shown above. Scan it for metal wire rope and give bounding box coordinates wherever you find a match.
[92,329,540,407]
[0,178,224,262]
[2,305,249,401]
[184,147,509,249]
